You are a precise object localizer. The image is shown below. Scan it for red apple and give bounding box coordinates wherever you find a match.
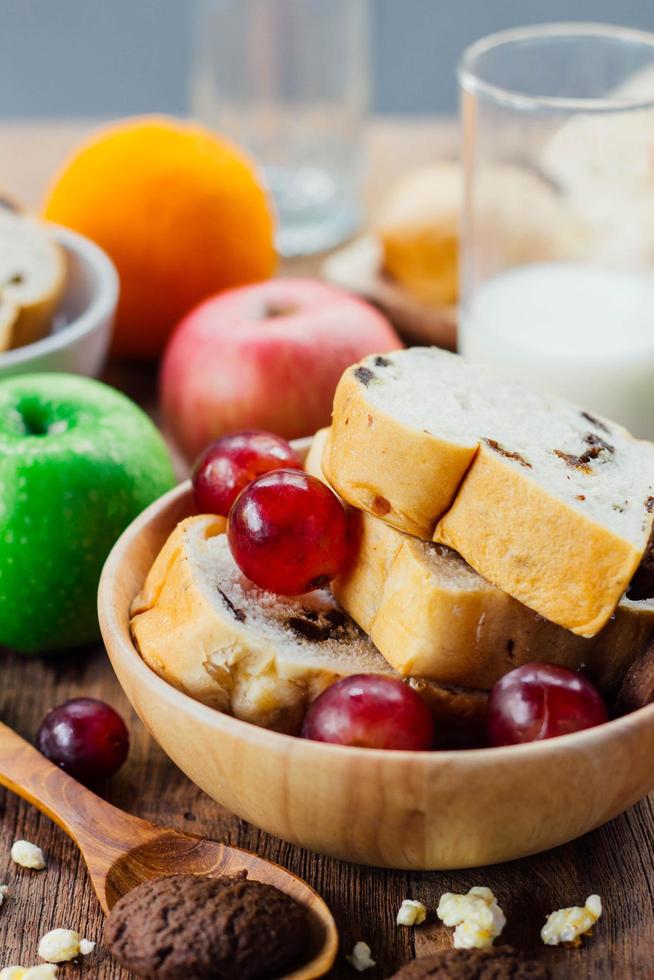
[160,278,403,459]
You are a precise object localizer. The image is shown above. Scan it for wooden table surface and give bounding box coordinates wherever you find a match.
[0,118,653,980]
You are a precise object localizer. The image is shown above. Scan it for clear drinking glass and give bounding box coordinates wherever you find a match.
[458,23,654,438]
[192,0,369,257]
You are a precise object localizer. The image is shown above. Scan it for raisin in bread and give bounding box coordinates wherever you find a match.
[129,515,487,735]
[309,429,654,690]
[323,348,654,636]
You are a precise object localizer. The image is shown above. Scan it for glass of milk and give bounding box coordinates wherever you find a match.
[458,23,654,438]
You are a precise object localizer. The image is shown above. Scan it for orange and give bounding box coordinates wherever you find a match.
[43,116,277,359]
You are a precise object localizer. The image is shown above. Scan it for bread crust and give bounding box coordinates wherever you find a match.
[3,288,64,351]
[343,514,654,690]
[376,164,460,306]
[311,429,654,685]
[0,215,66,353]
[326,355,654,636]
[435,442,642,637]
[381,230,458,307]
[131,515,238,715]
[323,369,474,538]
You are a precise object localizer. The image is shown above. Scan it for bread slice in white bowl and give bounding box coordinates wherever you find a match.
[0,208,66,352]
[308,429,654,690]
[323,348,654,637]
[129,514,487,736]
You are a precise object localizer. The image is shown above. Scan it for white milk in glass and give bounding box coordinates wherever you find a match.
[460,262,654,439]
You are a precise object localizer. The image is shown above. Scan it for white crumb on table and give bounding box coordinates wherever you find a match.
[346,941,376,971]
[397,899,427,926]
[37,929,94,963]
[437,886,506,949]
[541,894,602,946]
[10,841,45,870]
[0,966,58,979]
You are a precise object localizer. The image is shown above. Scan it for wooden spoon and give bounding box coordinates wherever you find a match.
[0,720,338,979]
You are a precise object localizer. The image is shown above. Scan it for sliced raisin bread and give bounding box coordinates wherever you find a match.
[309,429,654,690]
[323,348,654,637]
[0,208,66,352]
[130,515,487,735]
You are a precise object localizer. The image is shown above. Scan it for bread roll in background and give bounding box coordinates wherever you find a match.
[376,163,460,306]
[376,162,588,308]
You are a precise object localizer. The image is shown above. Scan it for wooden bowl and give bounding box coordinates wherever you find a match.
[99,473,654,870]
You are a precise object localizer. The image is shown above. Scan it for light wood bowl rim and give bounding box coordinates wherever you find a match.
[99,479,654,770]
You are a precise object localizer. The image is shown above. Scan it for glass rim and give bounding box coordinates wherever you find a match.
[458,21,654,112]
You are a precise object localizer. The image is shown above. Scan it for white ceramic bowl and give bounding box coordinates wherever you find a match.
[0,223,118,380]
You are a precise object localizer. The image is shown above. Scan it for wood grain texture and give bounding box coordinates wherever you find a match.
[0,119,653,978]
[0,722,337,980]
[2,637,654,979]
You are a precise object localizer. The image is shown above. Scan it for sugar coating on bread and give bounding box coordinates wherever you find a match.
[376,164,460,306]
[191,523,384,671]
[130,515,487,734]
[324,348,654,635]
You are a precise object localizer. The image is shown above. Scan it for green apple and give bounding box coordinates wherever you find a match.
[0,373,175,653]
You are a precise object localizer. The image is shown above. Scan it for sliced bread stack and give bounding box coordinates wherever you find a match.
[306,428,654,695]
[130,514,488,735]
[323,348,654,638]
[131,349,654,735]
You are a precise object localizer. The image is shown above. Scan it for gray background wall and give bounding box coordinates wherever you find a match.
[1,0,653,119]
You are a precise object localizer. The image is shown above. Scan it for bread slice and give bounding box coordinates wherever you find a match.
[0,209,66,352]
[376,164,460,306]
[323,348,654,636]
[309,429,654,690]
[130,515,488,735]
